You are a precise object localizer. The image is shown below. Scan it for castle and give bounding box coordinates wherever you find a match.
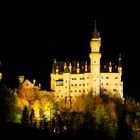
[50,21,123,101]
[0,21,123,103]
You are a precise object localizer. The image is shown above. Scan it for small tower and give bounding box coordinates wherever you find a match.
[77,62,80,73]
[56,65,59,74]
[18,75,25,85]
[69,62,72,73]
[118,53,122,74]
[64,62,67,70]
[52,59,57,73]
[85,61,88,72]
[38,83,41,90]
[109,61,112,72]
[33,79,36,86]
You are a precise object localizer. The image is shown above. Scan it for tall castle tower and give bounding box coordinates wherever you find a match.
[89,20,101,95]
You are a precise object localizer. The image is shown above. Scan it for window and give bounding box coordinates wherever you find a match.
[115,77,118,79]
[79,84,81,86]
[106,83,109,85]
[56,79,63,86]
[72,78,76,80]
[113,89,117,91]
[106,76,109,79]
[80,78,84,80]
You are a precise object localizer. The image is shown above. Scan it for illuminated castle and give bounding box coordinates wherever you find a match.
[50,21,123,100]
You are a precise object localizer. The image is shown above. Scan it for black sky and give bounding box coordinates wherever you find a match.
[1,1,140,101]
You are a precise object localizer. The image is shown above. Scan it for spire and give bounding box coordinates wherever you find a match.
[77,62,80,73]
[52,59,56,73]
[92,20,99,39]
[56,65,59,73]
[118,53,121,67]
[54,59,56,64]
[85,61,88,72]
[109,61,112,72]
[94,20,97,33]
[69,62,72,73]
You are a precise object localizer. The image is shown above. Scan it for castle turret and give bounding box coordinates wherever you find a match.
[118,53,122,75]
[33,79,36,86]
[118,53,123,98]
[64,62,67,70]
[18,75,25,85]
[85,61,88,72]
[109,61,112,72]
[56,65,59,74]
[52,59,56,73]
[77,62,80,73]
[69,62,72,73]
[89,20,101,95]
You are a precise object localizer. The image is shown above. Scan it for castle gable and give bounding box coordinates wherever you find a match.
[21,79,34,88]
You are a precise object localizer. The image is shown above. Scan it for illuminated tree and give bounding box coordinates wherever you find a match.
[125,97,140,132]
[18,87,35,103]
[58,97,70,112]
[71,93,86,112]
[105,101,118,138]
[16,97,29,110]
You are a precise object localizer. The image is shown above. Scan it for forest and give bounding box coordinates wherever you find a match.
[0,81,140,140]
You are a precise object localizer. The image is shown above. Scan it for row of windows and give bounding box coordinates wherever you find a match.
[71,83,89,86]
[64,82,118,88]
[71,77,89,80]
[56,88,118,93]
[101,76,118,79]
[56,89,89,93]
[101,83,118,86]
[70,89,89,93]
[54,95,78,98]
[103,89,117,92]
[64,76,119,83]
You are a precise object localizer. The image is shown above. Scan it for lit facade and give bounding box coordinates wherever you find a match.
[50,21,123,100]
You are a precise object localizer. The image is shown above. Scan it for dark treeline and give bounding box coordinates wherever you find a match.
[0,81,140,140]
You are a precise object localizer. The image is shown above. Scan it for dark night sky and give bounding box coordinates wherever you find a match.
[1,1,140,101]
